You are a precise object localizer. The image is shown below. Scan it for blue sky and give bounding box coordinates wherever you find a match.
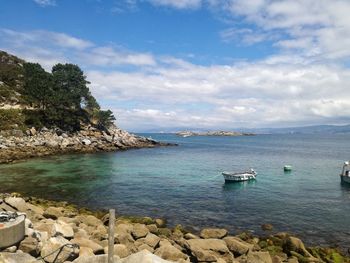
[1,0,350,131]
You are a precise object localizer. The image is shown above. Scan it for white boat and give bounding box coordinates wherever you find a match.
[222,169,257,182]
[340,161,350,183]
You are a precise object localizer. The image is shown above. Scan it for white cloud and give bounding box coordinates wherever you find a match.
[33,0,56,7]
[147,0,203,9]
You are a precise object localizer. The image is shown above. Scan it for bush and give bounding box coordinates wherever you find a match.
[0,109,25,130]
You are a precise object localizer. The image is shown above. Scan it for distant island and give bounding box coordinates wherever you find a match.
[175,131,255,137]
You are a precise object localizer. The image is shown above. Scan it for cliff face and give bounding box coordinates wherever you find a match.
[0,51,25,108]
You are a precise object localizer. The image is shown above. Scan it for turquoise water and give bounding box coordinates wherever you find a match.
[1,133,350,248]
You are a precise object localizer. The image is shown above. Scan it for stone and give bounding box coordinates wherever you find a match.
[104,244,130,258]
[43,207,64,219]
[186,238,234,263]
[123,249,174,263]
[82,139,91,145]
[0,251,37,263]
[138,244,154,253]
[155,218,166,228]
[34,220,57,237]
[261,224,274,231]
[2,245,17,253]
[72,255,120,263]
[71,237,104,254]
[155,244,188,261]
[54,220,74,239]
[29,127,36,136]
[146,224,158,234]
[283,236,314,258]
[132,223,150,239]
[200,228,228,239]
[145,233,160,248]
[26,203,44,215]
[247,251,273,263]
[18,236,40,257]
[83,215,103,227]
[184,233,199,240]
[4,197,27,211]
[224,236,254,256]
[40,236,79,263]
[79,246,95,257]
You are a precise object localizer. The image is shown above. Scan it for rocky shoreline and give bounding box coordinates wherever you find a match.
[0,126,175,164]
[0,193,348,263]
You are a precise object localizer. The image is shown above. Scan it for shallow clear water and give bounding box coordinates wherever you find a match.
[1,133,350,248]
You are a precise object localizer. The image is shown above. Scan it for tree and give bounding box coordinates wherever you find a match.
[97,110,116,130]
[23,63,52,110]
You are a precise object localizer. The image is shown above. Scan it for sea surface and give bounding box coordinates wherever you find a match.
[1,133,350,248]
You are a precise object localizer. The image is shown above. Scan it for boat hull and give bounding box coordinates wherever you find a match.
[223,172,256,183]
[340,175,350,184]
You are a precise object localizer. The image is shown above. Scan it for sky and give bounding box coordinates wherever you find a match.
[1,0,350,132]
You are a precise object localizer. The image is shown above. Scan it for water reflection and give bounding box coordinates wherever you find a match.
[222,180,257,191]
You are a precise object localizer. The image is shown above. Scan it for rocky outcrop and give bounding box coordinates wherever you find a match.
[0,193,349,263]
[0,126,176,164]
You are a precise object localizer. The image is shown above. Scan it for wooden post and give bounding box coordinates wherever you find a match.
[108,209,115,263]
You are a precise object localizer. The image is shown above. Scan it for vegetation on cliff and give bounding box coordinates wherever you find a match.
[0,50,115,132]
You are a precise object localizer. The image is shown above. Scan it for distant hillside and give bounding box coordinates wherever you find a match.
[0,50,115,132]
[251,124,350,134]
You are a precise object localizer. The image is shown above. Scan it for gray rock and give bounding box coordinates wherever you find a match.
[4,197,27,211]
[43,207,64,220]
[200,228,228,239]
[144,233,160,248]
[54,220,74,239]
[154,244,188,261]
[186,238,234,263]
[82,139,91,145]
[0,251,37,263]
[73,255,120,263]
[224,236,254,256]
[247,251,273,263]
[40,236,79,263]
[132,223,150,239]
[71,237,104,254]
[121,249,173,263]
[104,244,130,258]
[18,236,41,257]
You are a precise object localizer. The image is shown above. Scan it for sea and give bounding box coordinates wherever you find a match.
[1,133,350,248]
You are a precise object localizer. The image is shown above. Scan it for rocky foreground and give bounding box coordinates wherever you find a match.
[0,194,348,263]
[0,126,175,164]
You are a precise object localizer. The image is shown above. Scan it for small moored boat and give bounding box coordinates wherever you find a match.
[284,165,292,172]
[340,161,350,184]
[222,169,257,183]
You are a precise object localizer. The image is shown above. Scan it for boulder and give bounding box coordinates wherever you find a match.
[40,236,79,263]
[155,218,166,228]
[145,233,160,248]
[261,224,273,231]
[43,207,64,219]
[34,220,56,237]
[132,223,150,239]
[283,236,313,258]
[186,238,234,263]
[54,220,74,239]
[184,233,199,240]
[4,197,27,211]
[71,237,104,254]
[154,244,188,261]
[82,139,91,145]
[224,236,254,256]
[104,244,130,258]
[0,251,37,263]
[200,228,228,239]
[79,246,95,257]
[122,249,174,263]
[18,236,41,257]
[26,203,44,215]
[246,251,273,263]
[72,255,120,263]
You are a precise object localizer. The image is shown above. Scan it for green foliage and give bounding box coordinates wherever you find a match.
[0,109,25,130]
[97,109,116,129]
[0,51,116,131]
[23,63,52,109]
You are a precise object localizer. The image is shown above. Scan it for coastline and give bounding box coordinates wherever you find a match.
[0,192,348,263]
[0,126,176,164]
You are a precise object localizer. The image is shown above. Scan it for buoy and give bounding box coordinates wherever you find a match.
[284,165,292,172]
[0,212,25,248]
